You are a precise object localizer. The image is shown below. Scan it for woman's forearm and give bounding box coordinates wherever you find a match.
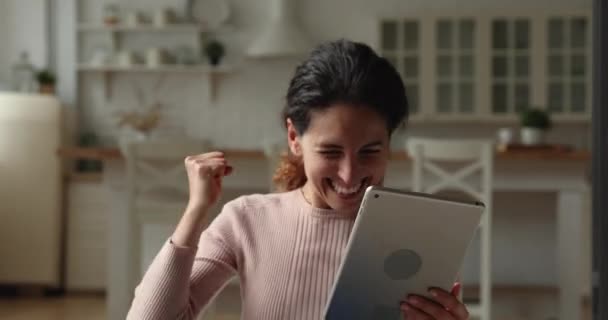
[172,204,211,248]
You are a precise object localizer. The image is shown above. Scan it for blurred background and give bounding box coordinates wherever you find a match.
[0,0,595,319]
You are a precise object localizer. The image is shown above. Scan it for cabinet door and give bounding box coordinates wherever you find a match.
[66,182,108,291]
[380,19,421,117]
[546,16,591,119]
[379,12,591,123]
[434,18,477,117]
[490,18,532,116]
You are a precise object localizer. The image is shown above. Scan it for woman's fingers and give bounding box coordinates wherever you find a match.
[185,151,225,163]
[403,295,457,320]
[223,165,234,176]
[184,151,233,209]
[401,301,432,320]
[198,159,230,178]
[429,287,470,319]
[188,151,234,177]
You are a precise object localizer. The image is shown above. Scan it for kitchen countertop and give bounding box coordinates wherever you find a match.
[57,146,591,161]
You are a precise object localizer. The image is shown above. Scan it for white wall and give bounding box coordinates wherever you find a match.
[54,0,76,107]
[0,1,8,86]
[0,0,49,88]
[5,0,49,68]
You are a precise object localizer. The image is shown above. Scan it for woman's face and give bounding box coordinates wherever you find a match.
[287,103,390,213]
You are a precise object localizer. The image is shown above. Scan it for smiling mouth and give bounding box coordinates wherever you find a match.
[327,178,371,198]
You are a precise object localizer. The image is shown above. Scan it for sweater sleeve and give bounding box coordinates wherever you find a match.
[126,199,243,320]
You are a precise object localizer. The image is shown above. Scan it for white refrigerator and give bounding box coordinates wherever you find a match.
[0,92,62,287]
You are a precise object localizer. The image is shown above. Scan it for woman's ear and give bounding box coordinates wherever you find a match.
[286,118,302,157]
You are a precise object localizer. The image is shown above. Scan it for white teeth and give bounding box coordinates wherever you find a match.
[330,180,366,195]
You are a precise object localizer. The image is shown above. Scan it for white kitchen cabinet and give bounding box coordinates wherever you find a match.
[65,180,108,291]
[379,10,591,123]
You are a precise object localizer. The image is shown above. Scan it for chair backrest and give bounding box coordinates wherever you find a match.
[407,137,495,320]
[406,137,494,203]
[123,139,210,197]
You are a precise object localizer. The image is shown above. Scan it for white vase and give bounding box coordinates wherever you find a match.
[146,48,164,68]
[497,127,514,145]
[520,127,544,145]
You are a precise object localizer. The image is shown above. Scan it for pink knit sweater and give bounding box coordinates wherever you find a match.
[127,189,356,320]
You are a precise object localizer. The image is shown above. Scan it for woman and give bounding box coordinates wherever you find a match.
[127,39,469,320]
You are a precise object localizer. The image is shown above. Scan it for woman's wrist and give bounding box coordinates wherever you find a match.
[172,205,210,247]
[185,201,211,217]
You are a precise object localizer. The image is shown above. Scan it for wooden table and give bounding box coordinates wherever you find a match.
[59,146,591,320]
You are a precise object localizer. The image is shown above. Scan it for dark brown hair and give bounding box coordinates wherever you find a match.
[273,39,409,191]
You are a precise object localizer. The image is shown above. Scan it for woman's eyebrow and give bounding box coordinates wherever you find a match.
[316,141,383,149]
[317,143,343,149]
[361,141,383,148]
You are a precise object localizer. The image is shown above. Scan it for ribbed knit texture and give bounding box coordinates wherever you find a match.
[127,189,356,320]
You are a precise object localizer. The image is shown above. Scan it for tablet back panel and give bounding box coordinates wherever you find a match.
[324,186,484,320]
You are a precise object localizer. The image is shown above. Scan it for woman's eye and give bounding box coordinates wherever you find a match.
[360,149,381,156]
[319,150,342,158]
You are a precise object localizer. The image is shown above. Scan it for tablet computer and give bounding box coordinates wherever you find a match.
[324,186,484,320]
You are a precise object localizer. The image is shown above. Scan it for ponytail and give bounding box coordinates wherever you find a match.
[272,151,307,192]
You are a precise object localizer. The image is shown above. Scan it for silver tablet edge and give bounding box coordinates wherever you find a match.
[364,185,485,209]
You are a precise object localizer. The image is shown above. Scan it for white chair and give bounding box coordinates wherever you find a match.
[406,137,494,320]
[123,138,219,319]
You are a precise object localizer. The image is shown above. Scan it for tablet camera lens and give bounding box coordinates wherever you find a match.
[374,194,379,199]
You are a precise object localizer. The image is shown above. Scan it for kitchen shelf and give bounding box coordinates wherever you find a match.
[78,23,207,33]
[77,64,236,101]
[77,23,234,34]
[77,64,235,73]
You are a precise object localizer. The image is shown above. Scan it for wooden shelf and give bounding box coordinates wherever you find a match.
[77,17,237,102]
[66,172,103,183]
[78,23,208,33]
[77,64,235,74]
[77,64,236,101]
[58,147,122,160]
[77,23,235,34]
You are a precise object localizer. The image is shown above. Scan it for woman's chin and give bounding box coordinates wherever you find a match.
[328,193,364,212]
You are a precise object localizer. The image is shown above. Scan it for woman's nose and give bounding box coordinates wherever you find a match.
[337,157,359,185]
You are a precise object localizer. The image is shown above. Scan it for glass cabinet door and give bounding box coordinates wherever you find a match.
[380,19,421,115]
[547,16,590,115]
[435,19,476,115]
[379,12,590,122]
[491,18,531,115]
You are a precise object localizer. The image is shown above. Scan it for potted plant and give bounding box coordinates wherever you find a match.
[520,108,552,145]
[204,39,225,66]
[36,69,56,94]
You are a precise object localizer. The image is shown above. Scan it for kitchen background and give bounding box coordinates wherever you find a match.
[0,0,594,319]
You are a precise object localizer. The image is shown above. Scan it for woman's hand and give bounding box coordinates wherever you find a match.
[172,151,233,248]
[400,283,469,320]
[184,151,233,212]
